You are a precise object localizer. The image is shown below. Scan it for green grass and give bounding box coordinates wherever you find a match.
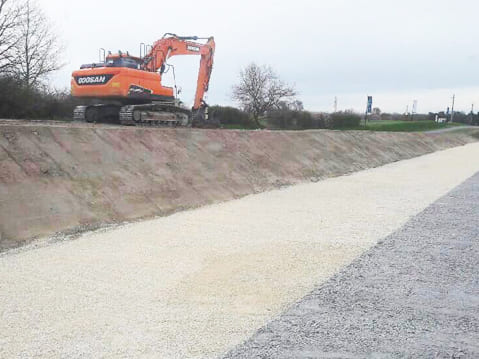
[220,124,257,130]
[349,120,464,132]
[219,119,469,132]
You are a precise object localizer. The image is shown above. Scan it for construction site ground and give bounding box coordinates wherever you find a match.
[225,170,479,358]
[1,123,478,357]
[1,120,478,251]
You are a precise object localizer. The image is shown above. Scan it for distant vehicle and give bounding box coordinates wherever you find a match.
[71,33,217,127]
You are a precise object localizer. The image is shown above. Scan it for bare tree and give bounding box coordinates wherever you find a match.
[13,0,63,88]
[290,100,304,111]
[232,63,296,127]
[0,0,21,74]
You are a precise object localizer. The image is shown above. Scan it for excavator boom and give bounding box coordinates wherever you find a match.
[71,34,216,127]
[143,34,215,110]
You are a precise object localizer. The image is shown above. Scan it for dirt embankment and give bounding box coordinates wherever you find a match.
[0,122,478,251]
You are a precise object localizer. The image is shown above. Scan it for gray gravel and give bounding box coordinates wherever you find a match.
[224,172,479,359]
[425,125,477,134]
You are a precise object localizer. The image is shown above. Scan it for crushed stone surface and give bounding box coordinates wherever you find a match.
[1,143,479,358]
[225,171,479,359]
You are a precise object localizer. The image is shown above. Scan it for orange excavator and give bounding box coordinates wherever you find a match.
[71,34,216,127]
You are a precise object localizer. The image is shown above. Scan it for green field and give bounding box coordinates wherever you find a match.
[354,120,464,132]
[221,119,469,132]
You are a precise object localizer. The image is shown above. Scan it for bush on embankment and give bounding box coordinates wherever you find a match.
[209,105,255,129]
[0,76,78,120]
[327,111,362,129]
[266,109,362,130]
[266,108,316,130]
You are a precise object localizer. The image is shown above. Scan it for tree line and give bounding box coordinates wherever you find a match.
[0,0,62,86]
[0,0,72,119]
[219,62,361,129]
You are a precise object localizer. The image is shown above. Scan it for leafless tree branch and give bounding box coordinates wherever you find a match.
[232,63,296,127]
[0,0,22,75]
[12,0,64,88]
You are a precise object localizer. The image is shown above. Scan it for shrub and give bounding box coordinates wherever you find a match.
[0,76,79,120]
[209,105,253,128]
[327,111,361,129]
[450,112,469,124]
[267,108,317,130]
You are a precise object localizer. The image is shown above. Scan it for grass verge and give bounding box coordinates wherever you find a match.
[348,120,464,132]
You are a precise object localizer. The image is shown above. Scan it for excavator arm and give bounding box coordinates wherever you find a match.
[71,33,218,127]
[143,34,215,110]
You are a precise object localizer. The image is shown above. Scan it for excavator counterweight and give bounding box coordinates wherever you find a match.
[71,34,216,127]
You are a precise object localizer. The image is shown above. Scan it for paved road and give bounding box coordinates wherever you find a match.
[225,172,479,358]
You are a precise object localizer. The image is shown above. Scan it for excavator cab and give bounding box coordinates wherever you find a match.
[79,53,142,70]
[105,54,142,70]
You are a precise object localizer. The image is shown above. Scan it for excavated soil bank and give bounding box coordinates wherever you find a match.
[0,123,478,251]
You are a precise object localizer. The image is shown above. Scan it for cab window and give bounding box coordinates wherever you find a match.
[106,58,140,69]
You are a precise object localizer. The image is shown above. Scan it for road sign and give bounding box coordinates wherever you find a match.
[367,96,373,114]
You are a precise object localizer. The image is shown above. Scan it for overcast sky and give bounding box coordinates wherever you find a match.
[37,0,479,113]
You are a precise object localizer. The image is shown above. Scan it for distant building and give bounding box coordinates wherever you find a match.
[435,115,447,123]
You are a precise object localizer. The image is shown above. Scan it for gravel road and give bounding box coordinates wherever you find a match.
[225,171,479,358]
[1,143,479,358]
[425,125,477,134]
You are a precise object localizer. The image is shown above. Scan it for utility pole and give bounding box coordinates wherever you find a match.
[365,96,372,126]
[364,106,368,126]
[411,100,417,121]
[334,97,338,113]
[451,94,455,123]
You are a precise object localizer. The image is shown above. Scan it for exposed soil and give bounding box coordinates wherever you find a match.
[0,121,478,251]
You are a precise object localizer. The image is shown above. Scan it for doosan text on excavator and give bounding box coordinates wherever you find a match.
[71,33,217,127]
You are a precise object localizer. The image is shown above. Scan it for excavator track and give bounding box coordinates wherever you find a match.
[73,104,121,124]
[73,106,87,121]
[119,103,191,127]
[73,103,192,127]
